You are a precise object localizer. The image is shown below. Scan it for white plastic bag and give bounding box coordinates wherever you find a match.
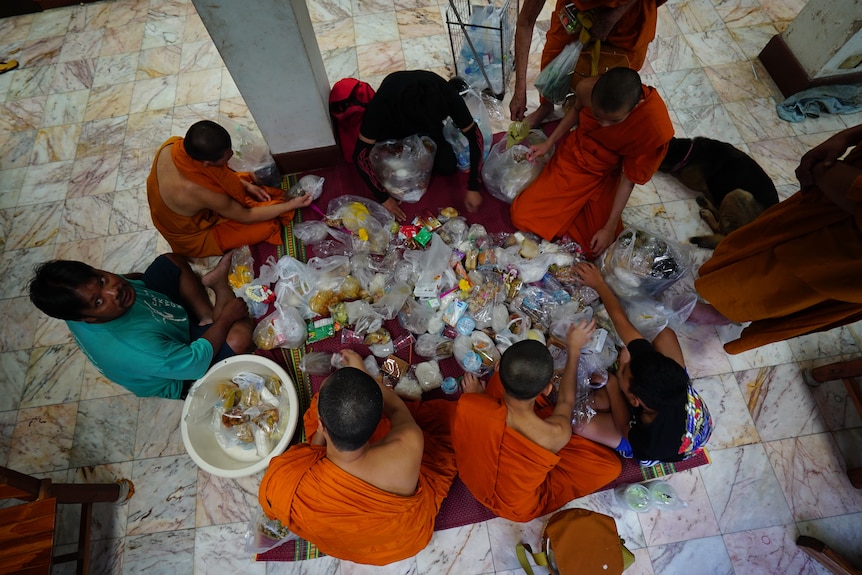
[600,228,691,298]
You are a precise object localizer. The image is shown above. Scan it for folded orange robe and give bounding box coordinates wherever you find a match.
[511,85,672,255]
[146,137,294,258]
[259,397,457,565]
[542,0,664,78]
[695,146,862,354]
[452,373,621,522]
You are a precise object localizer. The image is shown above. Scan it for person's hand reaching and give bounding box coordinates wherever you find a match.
[566,318,596,351]
[589,227,615,257]
[461,372,486,394]
[340,349,366,371]
[464,189,483,213]
[572,261,606,289]
[285,192,314,210]
[383,197,407,222]
[242,180,272,202]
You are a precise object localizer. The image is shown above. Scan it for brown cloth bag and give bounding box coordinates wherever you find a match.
[515,508,635,574]
[564,10,631,90]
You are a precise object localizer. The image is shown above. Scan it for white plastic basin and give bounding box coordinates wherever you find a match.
[181,354,299,478]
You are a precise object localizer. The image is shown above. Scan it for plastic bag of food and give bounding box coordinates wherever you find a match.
[287,174,324,200]
[600,228,691,298]
[453,331,501,375]
[253,306,307,350]
[415,333,455,360]
[291,220,331,245]
[534,40,584,105]
[482,131,554,203]
[443,86,493,171]
[228,245,255,289]
[245,506,298,554]
[369,134,437,203]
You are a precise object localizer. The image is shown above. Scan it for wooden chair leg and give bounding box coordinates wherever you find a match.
[797,535,862,575]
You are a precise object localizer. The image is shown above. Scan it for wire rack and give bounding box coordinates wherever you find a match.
[446,0,518,99]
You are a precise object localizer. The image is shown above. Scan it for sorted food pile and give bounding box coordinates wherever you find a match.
[229,194,692,423]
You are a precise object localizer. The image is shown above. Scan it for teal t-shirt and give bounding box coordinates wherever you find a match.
[67,279,214,399]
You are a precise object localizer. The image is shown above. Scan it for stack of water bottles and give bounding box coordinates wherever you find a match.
[457,4,506,95]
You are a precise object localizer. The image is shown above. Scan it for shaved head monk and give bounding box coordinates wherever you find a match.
[510,0,665,127]
[259,350,457,565]
[511,67,673,258]
[452,324,621,522]
[147,120,313,258]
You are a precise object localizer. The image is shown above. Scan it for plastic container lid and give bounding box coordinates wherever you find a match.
[456,316,476,336]
[462,351,483,372]
[441,376,459,394]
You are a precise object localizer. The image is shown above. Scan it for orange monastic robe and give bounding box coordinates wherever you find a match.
[695,146,862,354]
[511,85,672,254]
[146,137,294,258]
[542,0,665,72]
[259,398,457,565]
[452,373,621,522]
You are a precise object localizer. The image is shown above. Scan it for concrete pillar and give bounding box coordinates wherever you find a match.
[191,0,340,172]
[759,0,862,97]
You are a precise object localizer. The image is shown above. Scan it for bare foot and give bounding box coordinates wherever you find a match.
[687,302,734,325]
[202,250,233,289]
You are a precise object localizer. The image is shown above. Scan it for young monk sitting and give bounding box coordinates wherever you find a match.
[572,262,713,464]
[147,120,313,258]
[452,326,622,522]
[259,350,457,565]
[28,253,251,399]
[511,67,673,258]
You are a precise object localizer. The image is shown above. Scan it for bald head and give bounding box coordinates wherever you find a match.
[591,67,642,117]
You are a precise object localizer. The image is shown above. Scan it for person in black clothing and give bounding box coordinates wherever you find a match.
[354,71,484,221]
[570,262,713,464]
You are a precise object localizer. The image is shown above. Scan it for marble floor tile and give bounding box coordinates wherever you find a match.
[638,470,720,546]
[70,394,140,468]
[648,535,734,575]
[0,350,29,412]
[723,524,818,575]
[354,11,399,46]
[416,522,494,574]
[797,512,862,568]
[7,402,77,473]
[123,528,197,575]
[736,364,827,442]
[0,409,19,466]
[765,433,862,521]
[700,443,794,533]
[20,344,85,409]
[127,453,198,536]
[194,522,268,575]
[134,397,185,459]
[692,373,759,449]
[664,0,725,34]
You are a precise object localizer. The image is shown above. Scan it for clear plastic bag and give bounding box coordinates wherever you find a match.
[245,506,298,554]
[482,131,554,203]
[299,352,336,375]
[600,228,690,298]
[398,297,433,335]
[534,40,584,105]
[253,306,307,350]
[220,116,281,187]
[228,245,255,290]
[415,333,455,360]
[443,86,493,171]
[287,174,324,200]
[369,135,437,203]
[291,220,331,245]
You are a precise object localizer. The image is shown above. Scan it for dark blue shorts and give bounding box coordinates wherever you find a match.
[143,255,237,366]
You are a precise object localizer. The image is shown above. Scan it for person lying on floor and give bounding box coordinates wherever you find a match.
[452,327,622,522]
[689,122,862,355]
[28,253,252,399]
[259,349,457,566]
[354,70,484,222]
[147,120,313,258]
[511,66,673,258]
[572,262,713,465]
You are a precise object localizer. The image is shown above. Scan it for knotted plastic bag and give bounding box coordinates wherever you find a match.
[534,41,584,105]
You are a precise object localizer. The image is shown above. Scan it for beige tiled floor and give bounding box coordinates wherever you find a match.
[1,0,861,573]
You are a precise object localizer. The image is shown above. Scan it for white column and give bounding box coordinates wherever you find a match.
[191,0,337,168]
[782,0,862,80]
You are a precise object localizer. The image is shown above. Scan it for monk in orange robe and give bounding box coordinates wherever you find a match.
[510,0,665,126]
[511,67,672,257]
[452,329,622,522]
[692,123,862,354]
[259,350,457,565]
[147,120,313,258]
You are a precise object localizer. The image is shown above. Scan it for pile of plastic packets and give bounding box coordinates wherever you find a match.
[229,194,695,425]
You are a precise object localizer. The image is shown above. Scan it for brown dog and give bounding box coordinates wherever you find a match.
[659,137,779,249]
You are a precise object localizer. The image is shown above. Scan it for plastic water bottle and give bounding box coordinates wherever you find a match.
[441,376,459,395]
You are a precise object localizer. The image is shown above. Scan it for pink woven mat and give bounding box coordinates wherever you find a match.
[254,147,712,562]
